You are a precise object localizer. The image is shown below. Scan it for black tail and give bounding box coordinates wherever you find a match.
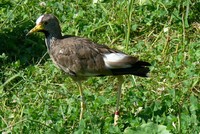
[110,61,151,77]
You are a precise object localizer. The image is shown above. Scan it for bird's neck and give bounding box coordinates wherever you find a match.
[45,34,56,52]
[44,31,62,52]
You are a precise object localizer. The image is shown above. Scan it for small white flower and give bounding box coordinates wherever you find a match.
[39,2,46,7]
[73,13,78,19]
[46,120,53,125]
[93,0,103,4]
[163,27,169,33]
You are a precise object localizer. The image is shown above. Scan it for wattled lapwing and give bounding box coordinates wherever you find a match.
[27,14,151,125]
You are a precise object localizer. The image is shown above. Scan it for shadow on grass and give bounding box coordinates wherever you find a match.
[0,21,48,67]
[0,21,49,93]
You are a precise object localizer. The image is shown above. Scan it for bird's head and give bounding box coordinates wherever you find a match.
[27,14,62,38]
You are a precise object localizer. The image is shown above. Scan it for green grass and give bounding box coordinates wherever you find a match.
[0,0,199,133]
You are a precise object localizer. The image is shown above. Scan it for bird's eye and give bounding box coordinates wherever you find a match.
[44,21,48,25]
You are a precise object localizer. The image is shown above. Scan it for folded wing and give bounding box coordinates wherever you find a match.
[51,37,151,78]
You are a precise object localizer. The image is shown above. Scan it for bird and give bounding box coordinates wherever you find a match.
[27,14,151,125]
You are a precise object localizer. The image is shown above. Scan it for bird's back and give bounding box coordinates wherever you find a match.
[49,36,150,80]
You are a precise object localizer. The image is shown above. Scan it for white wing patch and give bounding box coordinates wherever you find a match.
[36,15,44,24]
[103,53,131,68]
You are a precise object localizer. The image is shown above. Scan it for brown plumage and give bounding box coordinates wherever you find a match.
[50,36,150,79]
[27,14,151,125]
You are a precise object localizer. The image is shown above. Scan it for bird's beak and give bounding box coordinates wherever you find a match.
[26,24,44,36]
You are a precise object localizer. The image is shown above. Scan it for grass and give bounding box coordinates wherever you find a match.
[0,0,199,133]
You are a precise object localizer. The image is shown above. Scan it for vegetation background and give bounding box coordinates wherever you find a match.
[0,0,199,133]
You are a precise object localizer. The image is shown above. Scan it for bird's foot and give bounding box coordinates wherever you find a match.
[114,111,119,126]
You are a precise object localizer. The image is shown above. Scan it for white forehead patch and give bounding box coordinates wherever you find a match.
[36,15,44,24]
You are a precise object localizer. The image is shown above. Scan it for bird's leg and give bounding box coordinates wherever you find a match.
[114,76,124,125]
[77,81,86,120]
